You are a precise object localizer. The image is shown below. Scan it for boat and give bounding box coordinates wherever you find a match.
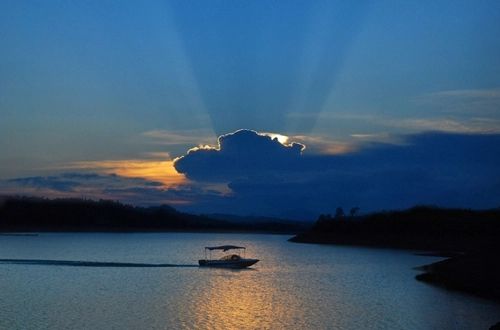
[198,245,259,268]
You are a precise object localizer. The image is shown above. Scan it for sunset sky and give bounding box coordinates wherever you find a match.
[1,1,500,219]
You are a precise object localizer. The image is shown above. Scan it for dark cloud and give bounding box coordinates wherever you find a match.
[8,176,80,192]
[3,131,500,219]
[174,129,305,181]
[6,173,163,193]
[173,130,500,218]
[0,172,224,208]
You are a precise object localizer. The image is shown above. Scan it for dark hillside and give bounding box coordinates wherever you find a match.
[290,206,500,252]
[0,196,304,233]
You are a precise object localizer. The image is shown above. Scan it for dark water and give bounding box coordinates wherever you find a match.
[0,259,197,267]
[0,233,499,329]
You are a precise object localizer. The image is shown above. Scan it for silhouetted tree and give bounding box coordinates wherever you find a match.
[349,207,360,218]
[297,205,500,253]
[334,207,345,220]
[0,196,308,233]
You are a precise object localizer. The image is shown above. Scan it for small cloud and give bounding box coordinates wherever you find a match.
[290,135,358,154]
[415,87,500,116]
[312,112,500,135]
[385,117,500,134]
[8,176,80,192]
[426,88,500,99]
[141,151,172,159]
[142,129,216,146]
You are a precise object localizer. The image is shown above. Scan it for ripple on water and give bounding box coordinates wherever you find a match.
[1,233,500,329]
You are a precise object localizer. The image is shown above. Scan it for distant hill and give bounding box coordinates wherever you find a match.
[0,196,306,233]
[206,213,310,225]
[290,205,500,252]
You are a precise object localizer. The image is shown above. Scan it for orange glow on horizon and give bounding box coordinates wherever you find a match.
[67,159,186,187]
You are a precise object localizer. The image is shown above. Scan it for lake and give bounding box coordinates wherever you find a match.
[1,233,499,329]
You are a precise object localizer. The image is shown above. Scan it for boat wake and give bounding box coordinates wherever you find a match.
[0,258,198,268]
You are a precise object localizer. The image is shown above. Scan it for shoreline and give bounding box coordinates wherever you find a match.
[291,235,500,304]
[0,229,298,235]
[415,252,500,303]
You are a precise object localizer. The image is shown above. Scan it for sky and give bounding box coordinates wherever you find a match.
[1,0,500,219]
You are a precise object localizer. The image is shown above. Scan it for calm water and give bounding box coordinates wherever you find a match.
[0,233,499,329]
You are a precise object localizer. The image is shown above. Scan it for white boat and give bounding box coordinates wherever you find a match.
[198,245,259,268]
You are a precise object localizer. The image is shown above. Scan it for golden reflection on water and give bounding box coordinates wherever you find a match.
[187,269,306,330]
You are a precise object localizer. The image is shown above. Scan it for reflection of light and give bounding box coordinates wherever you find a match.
[185,268,306,329]
[66,159,186,188]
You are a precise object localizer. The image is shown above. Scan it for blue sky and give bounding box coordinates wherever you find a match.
[1,1,500,218]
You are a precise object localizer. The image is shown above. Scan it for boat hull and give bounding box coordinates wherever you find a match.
[198,258,259,268]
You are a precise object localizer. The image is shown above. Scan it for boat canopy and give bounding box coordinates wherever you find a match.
[205,245,245,252]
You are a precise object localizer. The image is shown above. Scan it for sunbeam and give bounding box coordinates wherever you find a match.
[285,1,369,135]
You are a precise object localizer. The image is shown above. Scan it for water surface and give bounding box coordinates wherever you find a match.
[0,233,499,329]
